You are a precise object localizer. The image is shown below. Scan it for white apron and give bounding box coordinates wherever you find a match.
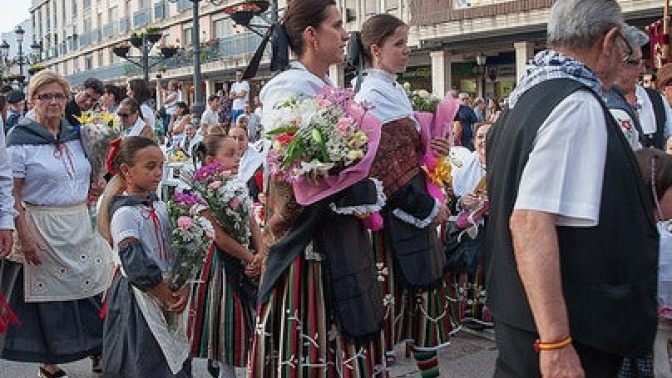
[11,203,113,302]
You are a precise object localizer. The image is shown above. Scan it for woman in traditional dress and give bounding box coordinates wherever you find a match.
[353,14,452,377]
[248,0,387,376]
[446,122,492,330]
[1,70,113,378]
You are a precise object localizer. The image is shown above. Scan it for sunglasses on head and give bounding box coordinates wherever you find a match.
[117,112,131,118]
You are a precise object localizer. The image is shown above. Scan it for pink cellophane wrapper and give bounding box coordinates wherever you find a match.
[292,105,382,206]
[416,97,459,204]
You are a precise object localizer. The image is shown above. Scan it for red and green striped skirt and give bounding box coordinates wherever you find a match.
[248,248,388,378]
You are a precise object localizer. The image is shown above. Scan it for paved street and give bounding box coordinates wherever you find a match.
[0,330,497,377]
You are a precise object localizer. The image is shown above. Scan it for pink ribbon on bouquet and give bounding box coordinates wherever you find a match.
[416,97,459,204]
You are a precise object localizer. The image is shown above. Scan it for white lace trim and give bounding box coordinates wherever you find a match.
[329,178,386,215]
[392,198,440,228]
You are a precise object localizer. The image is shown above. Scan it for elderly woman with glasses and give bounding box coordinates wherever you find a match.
[117,97,155,140]
[1,70,113,378]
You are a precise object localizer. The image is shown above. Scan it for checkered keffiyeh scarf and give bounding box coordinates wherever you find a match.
[508,50,603,109]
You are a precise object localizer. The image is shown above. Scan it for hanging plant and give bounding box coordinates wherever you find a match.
[28,63,46,75]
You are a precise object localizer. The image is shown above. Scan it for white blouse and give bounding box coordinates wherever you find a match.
[110,199,172,273]
[10,140,91,206]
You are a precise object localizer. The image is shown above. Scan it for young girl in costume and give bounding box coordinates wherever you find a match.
[354,14,453,377]
[633,148,672,378]
[98,136,192,378]
[189,134,264,378]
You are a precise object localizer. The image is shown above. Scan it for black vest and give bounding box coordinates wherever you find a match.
[642,87,667,149]
[486,79,658,356]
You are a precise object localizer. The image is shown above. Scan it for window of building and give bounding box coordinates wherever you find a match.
[84,0,92,10]
[184,26,193,46]
[213,18,229,39]
[85,53,94,71]
[72,0,77,18]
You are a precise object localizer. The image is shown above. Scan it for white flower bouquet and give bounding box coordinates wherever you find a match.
[76,111,121,182]
[265,87,370,184]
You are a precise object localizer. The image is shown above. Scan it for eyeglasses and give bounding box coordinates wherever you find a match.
[35,92,67,101]
[616,31,634,64]
[624,58,643,67]
[117,112,131,118]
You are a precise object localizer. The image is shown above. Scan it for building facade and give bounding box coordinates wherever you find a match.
[29,0,667,102]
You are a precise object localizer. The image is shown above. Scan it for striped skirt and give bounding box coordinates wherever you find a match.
[248,249,388,378]
[371,231,454,351]
[446,261,493,330]
[190,245,255,367]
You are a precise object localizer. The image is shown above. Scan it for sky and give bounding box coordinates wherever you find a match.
[1,3,31,34]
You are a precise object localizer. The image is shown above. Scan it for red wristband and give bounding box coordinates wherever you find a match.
[534,336,572,353]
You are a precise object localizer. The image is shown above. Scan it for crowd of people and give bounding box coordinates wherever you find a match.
[2,0,672,377]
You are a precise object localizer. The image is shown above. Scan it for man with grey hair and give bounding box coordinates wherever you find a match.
[486,1,658,377]
[605,25,651,149]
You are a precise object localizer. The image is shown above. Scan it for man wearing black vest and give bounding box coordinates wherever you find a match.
[486,1,658,377]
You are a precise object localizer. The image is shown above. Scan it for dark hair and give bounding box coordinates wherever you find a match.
[110,136,158,174]
[104,83,125,103]
[119,97,141,115]
[360,14,406,66]
[635,148,672,203]
[194,134,229,165]
[127,78,152,104]
[98,136,159,241]
[283,0,336,57]
[208,94,220,103]
[83,77,105,95]
[176,101,190,114]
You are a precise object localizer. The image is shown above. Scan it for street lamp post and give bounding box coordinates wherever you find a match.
[0,40,9,77]
[112,32,173,83]
[475,52,487,98]
[14,26,25,88]
[166,0,224,128]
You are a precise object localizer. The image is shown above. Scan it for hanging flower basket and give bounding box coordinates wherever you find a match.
[247,0,269,14]
[160,46,178,58]
[28,64,46,75]
[113,45,131,57]
[224,3,261,26]
[129,34,143,48]
[229,10,254,26]
[146,33,162,44]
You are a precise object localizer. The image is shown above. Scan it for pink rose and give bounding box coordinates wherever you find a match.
[229,198,240,210]
[208,180,223,190]
[206,230,215,239]
[177,216,193,230]
[335,117,353,135]
[316,99,332,109]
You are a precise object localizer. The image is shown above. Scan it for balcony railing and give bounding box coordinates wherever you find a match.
[410,0,554,25]
[122,33,265,77]
[119,17,130,33]
[133,9,151,28]
[66,62,129,86]
[79,33,91,48]
[177,0,191,13]
[103,23,117,39]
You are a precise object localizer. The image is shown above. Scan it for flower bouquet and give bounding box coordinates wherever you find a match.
[266,87,371,183]
[265,86,383,206]
[403,84,459,204]
[76,111,121,183]
[189,163,252,245]
[166,191,215,291]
